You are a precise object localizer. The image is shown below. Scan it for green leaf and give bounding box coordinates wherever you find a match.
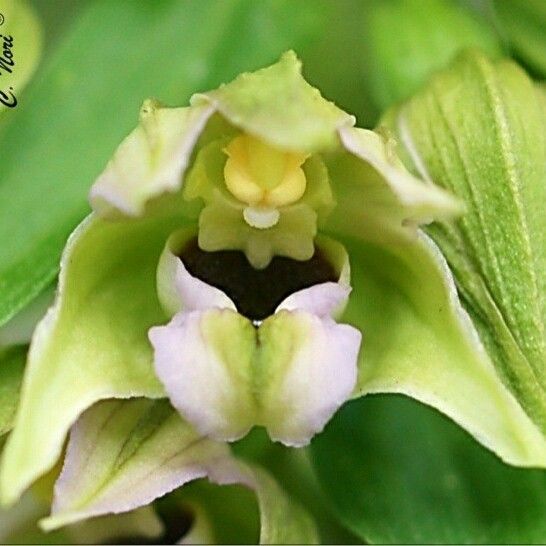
[0,0,42,116]
[494,0,546,78]
[382,51,546,458]
[364,0,502,110]
[0,0,325,328]
[233,428,362,544]
[41,399,319,544]
[311,394,546,544]
[0,345,26,436]
[0,286,55,348]
[0,213,183,505]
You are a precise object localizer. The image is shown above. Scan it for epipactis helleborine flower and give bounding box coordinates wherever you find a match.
[0,51,462,506]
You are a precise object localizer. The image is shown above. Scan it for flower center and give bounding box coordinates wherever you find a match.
[223,134,309,229]
[179,238,337,321]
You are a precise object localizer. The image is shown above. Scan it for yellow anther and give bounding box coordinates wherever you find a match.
[223,134,309,212]
[267,163,307,207]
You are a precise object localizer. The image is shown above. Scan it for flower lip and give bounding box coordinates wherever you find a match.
[178,237,338,322]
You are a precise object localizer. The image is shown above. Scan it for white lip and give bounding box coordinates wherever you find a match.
[150,230,362,447]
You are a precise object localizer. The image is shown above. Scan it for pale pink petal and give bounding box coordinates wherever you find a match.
[260,311,361,446]
[149,310,256,442]
[275,282,351,318]
[157,233,236,316]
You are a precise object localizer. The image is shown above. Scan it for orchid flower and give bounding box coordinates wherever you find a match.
[4,50,542,539]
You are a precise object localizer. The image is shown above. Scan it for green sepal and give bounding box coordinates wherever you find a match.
[41,399,319,544]
[192,51,354,153]
[0,213,185,505]
[344,232,546,467]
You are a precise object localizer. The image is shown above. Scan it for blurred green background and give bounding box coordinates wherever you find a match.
[2,1,546,543]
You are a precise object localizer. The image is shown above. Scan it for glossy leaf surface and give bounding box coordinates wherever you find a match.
[312,394,546,544]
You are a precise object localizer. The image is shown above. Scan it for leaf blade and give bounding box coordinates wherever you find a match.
[311,394,546,544]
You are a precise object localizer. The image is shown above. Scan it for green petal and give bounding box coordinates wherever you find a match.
[0,214,182,505]
[90,100,214,219]
[381,51,546,461]
[40,399,229,531]
[0,0,42,116]
[311,394,546,543]
[325,126,463,244]
[192,51,354,153]
[344,232,546,467]
[0,346,26,437]
[41,399,318,544]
